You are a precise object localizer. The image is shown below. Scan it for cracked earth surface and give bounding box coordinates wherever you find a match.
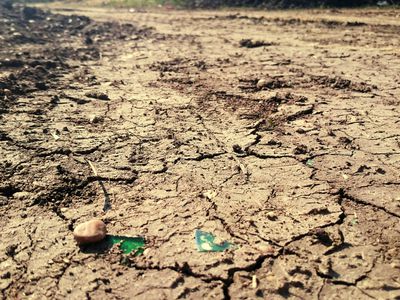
[0,4,399,299]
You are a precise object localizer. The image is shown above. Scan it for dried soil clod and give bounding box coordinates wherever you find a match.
[73,219,107,245]
[239,39,274,48]
[85,91,110,100]
[89,115,104,124]
[256,79,268,89]
[266,211,278,221]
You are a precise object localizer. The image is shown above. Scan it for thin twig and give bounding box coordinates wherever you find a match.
[87,160,111,212]
[87,160,98,176]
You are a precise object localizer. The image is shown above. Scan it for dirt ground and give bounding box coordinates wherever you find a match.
[0,2,399,299]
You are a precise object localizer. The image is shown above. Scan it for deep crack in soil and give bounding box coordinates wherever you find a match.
[0,2,399,300]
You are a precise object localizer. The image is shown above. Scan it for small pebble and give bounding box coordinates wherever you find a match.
[89,115,103,124]
[13,191,32,200]
[85,91,109,100]
[73,219,107,245]
[1,271,11,279]
[391,262,400,269]
[257,244,274,253]
[266,211,278,221]
[256,79,266,89]
[296,128,306,134]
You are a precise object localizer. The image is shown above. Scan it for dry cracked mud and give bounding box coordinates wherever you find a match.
[0,3,399,299]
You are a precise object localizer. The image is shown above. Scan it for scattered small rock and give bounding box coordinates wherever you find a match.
[13,191,32,200]
[256,79,268,89]
[239,39,274,48]
[84,36,94,45]
[338,136,352,145]
[391,262,400,269]
[257,244,274,254]
[267,139,280,146]
[296,128,306,134]
[85,91,109,100]
[293,144,308,155]
[266,211,278,221]
[63,258,71,264]
[307,207,330,215]
[35,81,47,90]
[89,115,104,124]
[256,78,289,90]
[232,144,243,154]
[50,95,60,104]
[120,256,131,266]
[22,7,40,20]
[356,165,371,173]
[5,244,18,257]
[376,168,386,175]
[312,228,333,246]
[0,196,8,206]
[0,271,11,279]
[3,89,12,96]
[73,219,107,245]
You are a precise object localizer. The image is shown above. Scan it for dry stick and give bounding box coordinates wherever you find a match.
[87,160,111,212]
[252,275,258,289]
[87,160,98,176]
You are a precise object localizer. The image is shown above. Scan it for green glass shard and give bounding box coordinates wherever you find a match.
[350,218,359,226]
[107,235,145,255]
[195,230,232,252]
[306,159,314,167]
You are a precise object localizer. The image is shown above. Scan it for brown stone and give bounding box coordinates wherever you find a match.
[73,219,107,245]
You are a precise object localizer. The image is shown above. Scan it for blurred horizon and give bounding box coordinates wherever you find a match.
[7,0,400,8]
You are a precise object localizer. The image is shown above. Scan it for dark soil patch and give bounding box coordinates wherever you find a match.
[0,0,151,114]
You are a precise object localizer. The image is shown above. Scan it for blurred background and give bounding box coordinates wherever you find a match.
[10,0,400,8]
